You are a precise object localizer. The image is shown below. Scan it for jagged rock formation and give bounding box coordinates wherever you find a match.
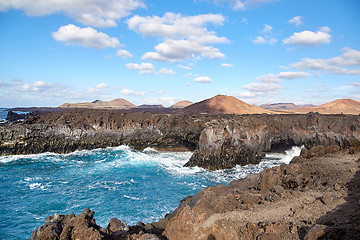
[185,113,360,169]
[31,145,360,240]
[181,95,274,114]
[1,110,359,170]
[30,208,165,240]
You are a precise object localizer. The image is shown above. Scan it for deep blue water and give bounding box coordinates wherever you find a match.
[0,146,300,240]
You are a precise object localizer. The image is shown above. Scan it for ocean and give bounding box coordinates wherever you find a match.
[0,108,8,122]
[0,145,301,240]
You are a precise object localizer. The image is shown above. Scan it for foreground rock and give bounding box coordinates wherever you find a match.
[1,109,360,170]
[31,145,360,239]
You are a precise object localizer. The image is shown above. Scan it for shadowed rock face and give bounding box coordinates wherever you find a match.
[1,109,360,170]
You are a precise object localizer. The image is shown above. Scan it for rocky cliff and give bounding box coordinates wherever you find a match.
[31,145,360,240]
[1,109,359,170]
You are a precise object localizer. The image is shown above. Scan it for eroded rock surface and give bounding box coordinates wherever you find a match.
[2,109,359,170]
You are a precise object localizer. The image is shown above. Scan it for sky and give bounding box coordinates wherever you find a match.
[0,0,359,107]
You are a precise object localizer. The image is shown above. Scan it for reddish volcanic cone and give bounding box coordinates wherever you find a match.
[181,95,273,114]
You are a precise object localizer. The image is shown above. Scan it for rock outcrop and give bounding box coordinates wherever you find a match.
[1,110,360,170]
[31,145,360,240]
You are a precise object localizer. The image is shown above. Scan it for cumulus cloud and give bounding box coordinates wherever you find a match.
[121,88,147,96]
[290,47,360,75]
[194,76,213,83]
[252,36,267,44]
[128,12,229,62]
[283,26,331,46]
[159,68,175,75]
[95,83,109,89]
[178,64,193,70]
[277,71,311,79]
[210,0,276,10]
[232,74,282,104]
[52,24,120,49]
[288,16,303,27]
[0,0,145,27]
[125,62,155,74]
[252,24,277,45]
[262,24,272,34]
[142,97,178,107]
[221,63,235,67]
[117,49,133,58]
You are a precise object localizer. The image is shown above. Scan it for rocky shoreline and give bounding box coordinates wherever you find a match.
[30,144,360,239]
[1,109,360,170]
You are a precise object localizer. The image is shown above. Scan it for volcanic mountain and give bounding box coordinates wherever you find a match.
[59,98,136,110]
[170,100,193,108]
[181,95,273,114]
[291,99,360,114]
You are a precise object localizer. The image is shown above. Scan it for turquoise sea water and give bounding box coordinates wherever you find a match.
[0,145,301,239]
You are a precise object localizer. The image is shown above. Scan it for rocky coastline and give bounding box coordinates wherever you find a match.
[30,144,360,239]
[1,109,359,170]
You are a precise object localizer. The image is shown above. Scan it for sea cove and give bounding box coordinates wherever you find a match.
[0,146,299,239]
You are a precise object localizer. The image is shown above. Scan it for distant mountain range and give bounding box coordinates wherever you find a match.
[260,103,316,110]
[59,98,136,110]
[57,96,360,115]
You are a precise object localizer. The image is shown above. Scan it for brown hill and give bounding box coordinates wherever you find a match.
[181,95,273,114]
[59,98,136,110]
[170,100,193,108]
[291,99,360,114]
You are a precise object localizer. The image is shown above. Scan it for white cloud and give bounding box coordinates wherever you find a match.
[290,47,360,75]
[128,12,228,62]
[277,71,311,79]
[117,49,133,58]
[95,83,109,89]
[0,0,145,27]
[178,64,192,70]
[210,0,276,10]
[194,76,213,83]
[121,88,147,96]
[283,26,331,46]
[159,68,175,75]
[252,24,277,45]
[254,73,281,83]
[262,24,272,34]
[52,24,120,49]
[288,16,303,27]
[144,97,178,107]
[221,63,235,67]
[252,36,267,44]
[125,62,155,74]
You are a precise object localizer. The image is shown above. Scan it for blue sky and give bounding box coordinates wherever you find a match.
[0,0,359,107]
